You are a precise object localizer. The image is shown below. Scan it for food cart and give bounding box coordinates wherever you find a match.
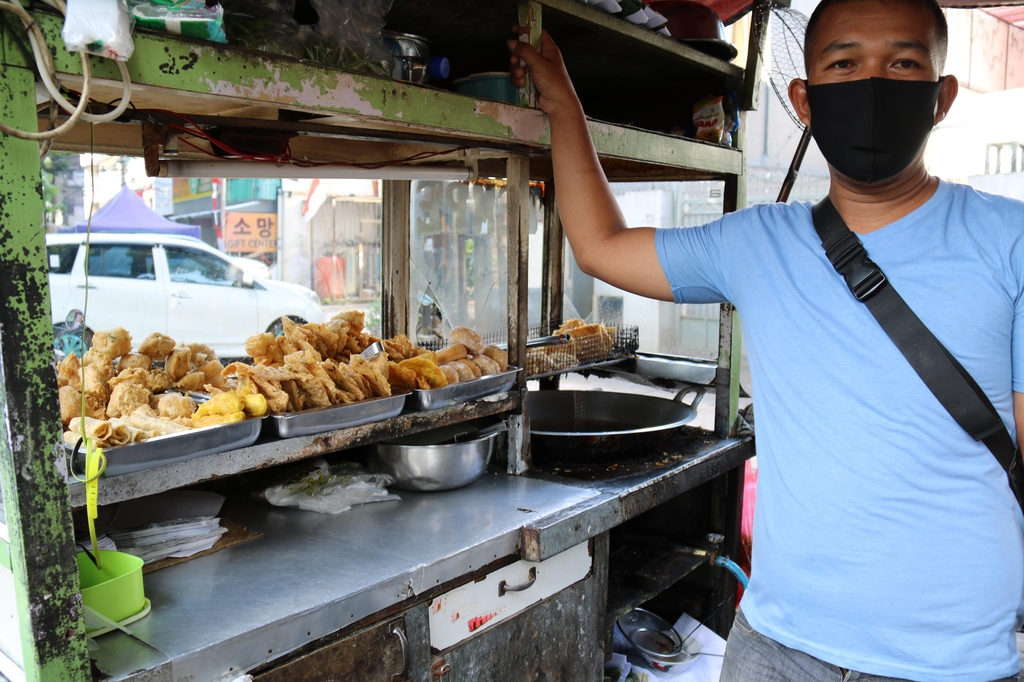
[0,0,761,679]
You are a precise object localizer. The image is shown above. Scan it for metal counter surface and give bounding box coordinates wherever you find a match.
[521,436,754,560]
[92,473,597,682]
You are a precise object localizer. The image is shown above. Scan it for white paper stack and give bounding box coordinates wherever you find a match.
[107,516,228,564]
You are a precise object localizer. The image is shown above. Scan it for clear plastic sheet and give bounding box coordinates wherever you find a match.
[256,458,400,515]
[222,0,304,57]
[128,1,226,44]
[63,0,135,60]
[302,0,394,76]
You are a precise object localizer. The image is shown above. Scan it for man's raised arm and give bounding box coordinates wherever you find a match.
[508,31,674,302]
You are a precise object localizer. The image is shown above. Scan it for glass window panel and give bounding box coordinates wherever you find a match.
[165,246,241,286]
[87,245,156,280]
[47,243,78,274]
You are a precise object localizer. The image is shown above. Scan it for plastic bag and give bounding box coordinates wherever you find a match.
[256,458,400,515]
[63,0,135,60]
[302,0,394,77]
[693,95,726,144]
[222,0,303,57]
[128,1,226,44]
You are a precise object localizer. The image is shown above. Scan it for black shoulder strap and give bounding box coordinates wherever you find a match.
[810,197,1018,472]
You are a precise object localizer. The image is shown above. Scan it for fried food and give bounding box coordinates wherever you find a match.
[109,368,149,390]
[246,333,285,366]
[157,393,196,420]
[398,356,448,389]
[193,392,243,420]
[174,371,205,392]
[439,364,460,386]
[82,366,111,404]
[56,353,81,389]
[145,369,172,393]
[165,348,192,381]
[192,411,246,428]
[447,360,476,383]
[130,410,191,436]
[381,339,405,362]
[449,327,484,355]
[92,327,132,358]
[321,360,367,401]
[472,355,501,376]
[331,310,365,335]
[117,353,152,372]
[349,355,391,398]
[59,385,104,426]
[197,358,226,389]
[242,393,268,418]
[435,343,468,365]
[482,345,508,372]
[187,343,217,367]
[387,362,419,390]
[389,334,415,358]
[82,349,116,384]
[106,382,151,419]
[138,332,176,361]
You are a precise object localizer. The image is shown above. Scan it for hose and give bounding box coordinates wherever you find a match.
[715,556,750,590]
[0,0,133,143]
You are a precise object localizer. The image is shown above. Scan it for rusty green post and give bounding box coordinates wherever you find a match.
[518,2,542,108]
[0,31,91,682]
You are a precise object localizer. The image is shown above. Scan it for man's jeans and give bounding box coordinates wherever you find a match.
[720,610,1020,682]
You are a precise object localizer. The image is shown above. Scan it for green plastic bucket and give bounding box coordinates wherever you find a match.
[77,551,145,623]
[453,72,520,104]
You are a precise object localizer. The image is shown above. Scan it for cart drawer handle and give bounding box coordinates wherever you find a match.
[389,620,409,681]
[498,567,537,596]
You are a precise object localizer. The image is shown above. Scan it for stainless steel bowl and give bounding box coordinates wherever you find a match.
[368,421,504,492]
[382,30,434,59]
[617,608,702,672]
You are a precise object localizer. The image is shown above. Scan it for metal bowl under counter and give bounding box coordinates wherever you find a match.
[368,421,504,492]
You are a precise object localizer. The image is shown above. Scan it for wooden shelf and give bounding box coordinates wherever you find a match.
[29,10,742,181]
[67,395,518,508]
[606,541,707,626]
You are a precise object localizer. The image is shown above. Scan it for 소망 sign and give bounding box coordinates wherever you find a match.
[224,212,279,253]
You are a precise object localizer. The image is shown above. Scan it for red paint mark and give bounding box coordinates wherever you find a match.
[467,611,499,632]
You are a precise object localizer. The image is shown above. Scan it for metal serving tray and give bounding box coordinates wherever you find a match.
[406,367,520,411]
[268,390,410,438]
[70,417,264,477]
[632,353,717,386]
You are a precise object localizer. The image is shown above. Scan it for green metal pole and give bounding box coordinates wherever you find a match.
[0,41,91,682]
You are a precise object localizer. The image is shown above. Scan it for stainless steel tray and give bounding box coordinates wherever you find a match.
[70,417,264,477]
[407,367,520,411]
[632,353,717,386]
[268,390,410,438]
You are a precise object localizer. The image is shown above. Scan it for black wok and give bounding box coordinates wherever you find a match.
[528,388,703,464]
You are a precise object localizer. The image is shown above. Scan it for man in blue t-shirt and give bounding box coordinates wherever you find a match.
[508,0,1024,679]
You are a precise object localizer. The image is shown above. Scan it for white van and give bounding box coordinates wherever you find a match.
[46,233,324,358]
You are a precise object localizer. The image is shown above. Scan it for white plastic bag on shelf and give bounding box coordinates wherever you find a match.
[256,458,400,515]
[63,0,135,60]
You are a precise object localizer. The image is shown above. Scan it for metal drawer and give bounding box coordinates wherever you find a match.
[428,540,593,651]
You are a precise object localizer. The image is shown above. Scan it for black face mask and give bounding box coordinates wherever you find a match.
[806,77,943,184]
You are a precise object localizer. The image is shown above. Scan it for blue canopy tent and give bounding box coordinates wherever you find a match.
[63,185,201,238]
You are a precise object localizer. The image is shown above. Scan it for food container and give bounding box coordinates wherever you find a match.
[77,550,146,624]
[69,417,264,477]
[382,30,450,83]
[406,367,519,411]
[453,72,519,105]
[618,608,702,672]
[368,421,506,491]
[268,390,409,438]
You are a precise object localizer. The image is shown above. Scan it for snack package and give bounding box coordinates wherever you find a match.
[256,459,400,515]
[63,0,135,60]
[129,1,227,43]
[693,95,726,144]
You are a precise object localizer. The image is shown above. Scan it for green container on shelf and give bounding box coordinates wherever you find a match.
[453,72,520,105]
[77,551,146,624]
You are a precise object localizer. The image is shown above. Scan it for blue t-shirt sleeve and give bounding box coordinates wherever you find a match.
[654,217,733,305]
[1011,233,1024,394]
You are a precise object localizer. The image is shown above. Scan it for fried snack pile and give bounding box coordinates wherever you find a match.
[526,319,616,375]
[227,313,398,413]
[56,328,266,450]
[391,326,508,391]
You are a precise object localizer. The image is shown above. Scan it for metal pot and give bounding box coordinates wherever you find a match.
[368,421,506,492]
[529,389,703,464]
[382,31,450,83]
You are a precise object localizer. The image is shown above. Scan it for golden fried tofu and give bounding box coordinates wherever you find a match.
[138,332,176,361]
[331,310,365,335]
[197,359,226,389]
[106,382,151,419]
[187,343,216,367]
[92,327,132,359]
[56,353,81,389]
[173,371,205,393]
[165,347,192,381]
[109,368,149,389]
[145,369,172,393]
[157,393,196,420]
[117,353,152,372]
